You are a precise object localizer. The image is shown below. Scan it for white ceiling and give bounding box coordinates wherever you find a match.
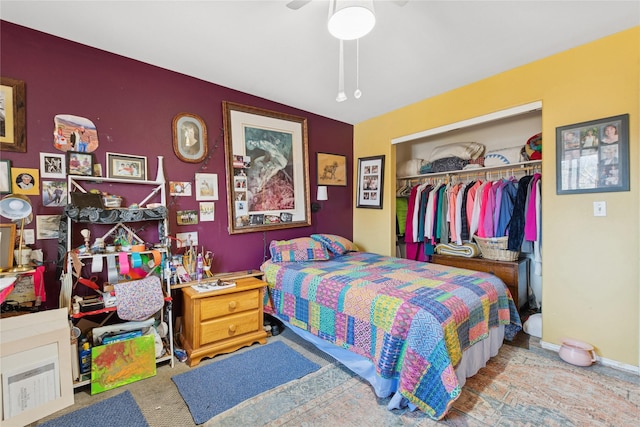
[1,1,639,124]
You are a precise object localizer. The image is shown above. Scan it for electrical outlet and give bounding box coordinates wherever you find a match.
[593,201,606,217]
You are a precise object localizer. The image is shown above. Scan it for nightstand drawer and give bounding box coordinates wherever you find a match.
[200,310,261,345]
[200,289,260,320]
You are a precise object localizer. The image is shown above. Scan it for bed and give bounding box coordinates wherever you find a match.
[261,234,521,420]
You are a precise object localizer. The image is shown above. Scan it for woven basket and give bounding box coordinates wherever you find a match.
[473,235,519,261]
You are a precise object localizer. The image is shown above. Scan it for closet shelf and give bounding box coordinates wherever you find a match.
[397,160,541,181]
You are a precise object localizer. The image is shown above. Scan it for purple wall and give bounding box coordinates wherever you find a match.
[0,22,353,308]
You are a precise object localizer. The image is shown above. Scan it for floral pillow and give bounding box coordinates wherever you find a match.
[310,234,358,255]
[269,237,330,262]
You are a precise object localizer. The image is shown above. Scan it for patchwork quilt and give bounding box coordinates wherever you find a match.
[261,252,521,420]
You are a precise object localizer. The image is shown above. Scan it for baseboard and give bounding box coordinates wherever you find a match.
[541,340,639,375]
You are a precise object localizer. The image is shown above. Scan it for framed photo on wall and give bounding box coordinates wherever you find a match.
[106,152,147,181]
[556,114,629,194]
[356,155,385,209]
[172,113,208,163]
[0,77,26,153]
[317,152,347,186]
[0,159,12,194]
[11,167,39,195]
[67,151,94,177]
[222,101,310,234]
[40,152,66,179]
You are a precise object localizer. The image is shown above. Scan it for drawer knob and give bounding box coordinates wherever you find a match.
[228,324,236,333]
[228,301,237,310]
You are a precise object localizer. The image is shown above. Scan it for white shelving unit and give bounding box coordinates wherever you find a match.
[62,165,174,389]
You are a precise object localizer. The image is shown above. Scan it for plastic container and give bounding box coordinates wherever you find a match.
[559,338,596,366]
[79,340,92,374]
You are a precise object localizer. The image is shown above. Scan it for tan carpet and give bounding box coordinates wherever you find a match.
[31,329,639,426]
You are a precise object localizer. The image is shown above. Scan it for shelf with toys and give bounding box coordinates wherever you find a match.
[59,157,175,389]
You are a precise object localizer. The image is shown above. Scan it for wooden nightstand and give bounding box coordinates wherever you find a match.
[430,254,529,309]
[179,276,268,367]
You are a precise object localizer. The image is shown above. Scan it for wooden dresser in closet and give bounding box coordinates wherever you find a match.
[430,254,529,310]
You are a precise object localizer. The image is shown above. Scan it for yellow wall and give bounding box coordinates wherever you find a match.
[353,27,639,367]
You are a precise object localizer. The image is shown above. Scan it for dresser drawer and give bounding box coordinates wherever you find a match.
[200,309,261,345]
[200,289,260,321]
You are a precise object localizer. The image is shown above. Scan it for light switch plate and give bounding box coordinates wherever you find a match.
[593,201,606,217]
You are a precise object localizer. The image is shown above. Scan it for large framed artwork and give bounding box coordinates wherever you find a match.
[317,152,347,186]
[356,155,385,209]
[222,101,310,234]
[556,114,629,194]
[0,77,26,153]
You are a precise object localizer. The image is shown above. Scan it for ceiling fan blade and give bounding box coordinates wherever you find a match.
[286,0,312,10]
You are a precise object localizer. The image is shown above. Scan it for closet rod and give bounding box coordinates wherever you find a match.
[404,164,541,185]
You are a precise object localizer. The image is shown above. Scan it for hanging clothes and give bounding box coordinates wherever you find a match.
[507,175,534,251]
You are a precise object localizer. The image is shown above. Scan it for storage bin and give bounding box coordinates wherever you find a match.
[102,196,123,208]
[473,235,519,262]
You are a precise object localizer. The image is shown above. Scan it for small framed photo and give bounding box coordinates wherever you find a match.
[67,151,94,177]
[199,202,215,222]
[36,214,61,240]
[11,167,39,195]
[356,155,385,209]
[40,152,66,179]
[317,152,347,186]
[0,159,12,194]
[176,210,198,225]
[42,180,67,207]
[195,173,218,201]
[172,113,208,163]
[556,114,629,194]
[176,231,198,249]
[106,152,147,181]
[169,181,192,196]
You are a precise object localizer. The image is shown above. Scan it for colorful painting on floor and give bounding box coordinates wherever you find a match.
[90,335,156,394]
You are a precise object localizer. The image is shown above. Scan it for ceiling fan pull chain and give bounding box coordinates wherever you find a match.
[354,38,362,99]
[336,39,347,102]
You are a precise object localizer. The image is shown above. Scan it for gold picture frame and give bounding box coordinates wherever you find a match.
[317,152,347,186]
[0,77,26,153]
[222,101,310,234]
[0,223,16,270]
[172,113,208,163]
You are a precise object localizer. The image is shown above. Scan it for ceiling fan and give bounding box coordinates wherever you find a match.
[287,0,409,102]
[286,0,408,11]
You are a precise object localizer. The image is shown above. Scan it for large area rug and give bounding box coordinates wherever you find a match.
[172,341,320,424]
[207,344,639,426]
[40,390,148,427]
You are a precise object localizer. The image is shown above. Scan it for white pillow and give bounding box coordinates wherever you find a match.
[396,159,423,177]
[429,142,485,162]
[483,146,524,167]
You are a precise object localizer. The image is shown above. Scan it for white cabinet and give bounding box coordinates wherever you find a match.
[60,173,174,388]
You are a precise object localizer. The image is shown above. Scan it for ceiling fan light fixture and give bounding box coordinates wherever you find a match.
[328,0,375,40]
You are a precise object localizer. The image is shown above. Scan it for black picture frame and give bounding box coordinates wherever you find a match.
[66,151,94,177]
[556,114,629,194]
[356,155,385,209]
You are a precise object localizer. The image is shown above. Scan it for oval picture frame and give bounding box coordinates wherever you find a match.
[172,113,208,163]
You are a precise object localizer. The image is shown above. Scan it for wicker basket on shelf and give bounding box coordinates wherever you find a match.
[473,235,519,261]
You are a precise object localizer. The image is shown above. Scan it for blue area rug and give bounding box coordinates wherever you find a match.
[172,341,321,424]
[40,390,148,427]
